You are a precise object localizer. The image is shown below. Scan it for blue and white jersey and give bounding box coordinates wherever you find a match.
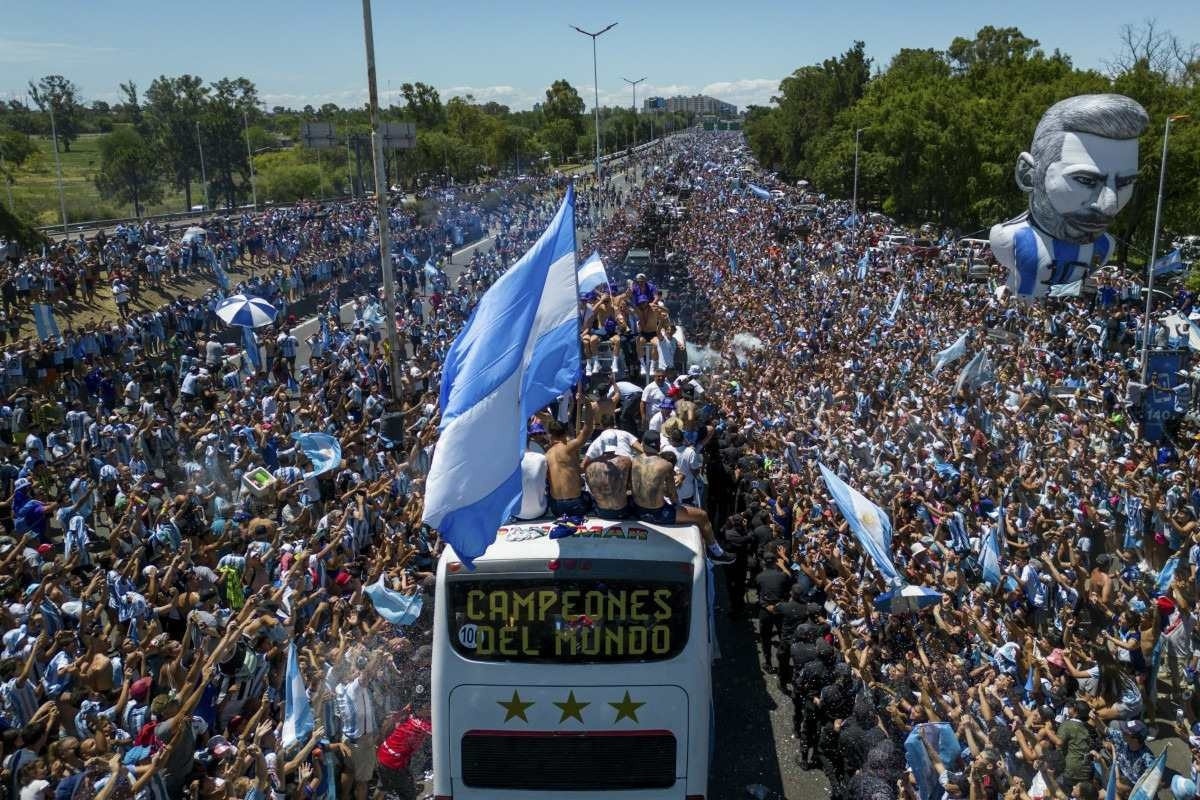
[990,214,1112,299]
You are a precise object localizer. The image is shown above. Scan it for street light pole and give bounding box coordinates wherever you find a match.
[1140,113,1190,384]
[361,0,405,401]
[571,22,617,183]
[196,121,209,211]
[852,127,864,221]
[623,76,645,151]
[48,105,68,236]
[243,110,258,210]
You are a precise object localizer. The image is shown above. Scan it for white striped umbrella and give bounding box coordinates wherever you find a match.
[215,294,278,328]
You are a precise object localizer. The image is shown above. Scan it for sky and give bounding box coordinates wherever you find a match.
[3,0,1198,113]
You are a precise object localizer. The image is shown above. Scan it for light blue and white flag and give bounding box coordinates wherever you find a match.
[33,304,60,341]
[1105,761,1118,800]
[423,185,579,565]
[728,247,738,276]
[856,252,870,281]
[1156,556,1181,597]
[905,723,961,800]
[213,260,230,292]
[1048,279,1083,298]
[242,326,261,372]
[1128,750,1166,800]
[281,642,314,749]
[886,286,906,322]
[819,463,898,582]
[577,250,610,294]
[932,332,968,375]
[1152,248,1185,277]
[841,213,859,229]
[980,528,1002,587]
[364,577,424,626]
[954,350,994,394]
[747,183,771,200]
[292,432,342,478]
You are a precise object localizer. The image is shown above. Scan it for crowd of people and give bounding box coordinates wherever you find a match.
[0,166,631,800]
[573,134,1200,800]
[1,124,1199,800]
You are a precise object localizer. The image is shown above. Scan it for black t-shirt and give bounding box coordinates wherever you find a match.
[756,567,793,607]
[776,600,808,642]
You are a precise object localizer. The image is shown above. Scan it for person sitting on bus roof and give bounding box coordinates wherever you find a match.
[585,451,633,520]
[632,430,734,564]
[515,422,549,521]
[545,399,596,518]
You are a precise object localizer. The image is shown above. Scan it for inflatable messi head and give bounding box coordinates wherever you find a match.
[990,94,1148,299]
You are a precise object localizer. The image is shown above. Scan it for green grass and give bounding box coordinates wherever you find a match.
[6,133,205,228]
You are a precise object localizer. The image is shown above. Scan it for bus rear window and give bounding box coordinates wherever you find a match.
[447,566,692,664]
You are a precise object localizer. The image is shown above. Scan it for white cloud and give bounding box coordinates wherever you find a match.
[700,78,781,108]
[0,37,117,65]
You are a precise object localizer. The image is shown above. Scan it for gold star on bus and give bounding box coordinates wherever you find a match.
[609,691,645,723]
[553,691,589,723]
[497,690,534,723]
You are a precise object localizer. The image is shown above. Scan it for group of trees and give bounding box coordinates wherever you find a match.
[745,23,1200,261]
[0,73,692,222]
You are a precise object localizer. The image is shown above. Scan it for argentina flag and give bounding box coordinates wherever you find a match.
[33,304,61,341]
[423,185,579,565]
[819,463,898,583]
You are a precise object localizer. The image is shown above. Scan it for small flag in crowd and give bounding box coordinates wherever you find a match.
[292,432,343,478]
[886,286,906,322]
[242,326,262,372]
[1155,556,1180,597]
[856,252,870,281]
[1105,762,1119,800]
[33,304,60,341]
[980,528,1002,586]
[954,350,994,394]
[213,260,231,291]
[364,577,424,626]
[932,332,968,375]
[728,247,738,276]
[1152,248,1185,276]
[282,643,314,749]
[1048,279,1083,298]
[1128,750,1166,800]
[747,183,771,200]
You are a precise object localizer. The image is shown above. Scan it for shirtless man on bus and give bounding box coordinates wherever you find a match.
[585,453,632,519]
[545,400,596,517]
[631,431,733,564]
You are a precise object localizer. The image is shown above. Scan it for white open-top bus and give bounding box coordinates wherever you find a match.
[431,517,712,799]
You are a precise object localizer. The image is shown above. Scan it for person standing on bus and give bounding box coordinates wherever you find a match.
[631,431,733,564]
[544,400,596,517]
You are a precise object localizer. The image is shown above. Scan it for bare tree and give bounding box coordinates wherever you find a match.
[1106,19,1200,86]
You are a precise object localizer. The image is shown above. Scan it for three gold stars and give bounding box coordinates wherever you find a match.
[497,689,645,724]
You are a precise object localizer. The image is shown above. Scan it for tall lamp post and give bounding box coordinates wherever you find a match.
[48,105,68,235]
[571,22,617,182]
[243,110,258,210]
[195,121,209,211]
[852,127,866,222]
[1139,113,1190,384]
[622,76,645,151]
[361,0,406,401]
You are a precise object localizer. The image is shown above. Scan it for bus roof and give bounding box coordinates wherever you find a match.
[442,518,705,568]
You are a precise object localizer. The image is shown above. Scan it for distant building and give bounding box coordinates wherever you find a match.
[643,94,737,117]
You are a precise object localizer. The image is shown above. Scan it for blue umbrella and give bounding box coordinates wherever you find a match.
[215,294,278,328]
[874,584,942,615]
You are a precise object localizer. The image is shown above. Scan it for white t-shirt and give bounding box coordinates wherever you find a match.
[585,428,637,460]
[641,381,667,410]
[516,451,547,520]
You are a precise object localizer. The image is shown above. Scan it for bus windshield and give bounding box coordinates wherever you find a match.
[446,559,693,664]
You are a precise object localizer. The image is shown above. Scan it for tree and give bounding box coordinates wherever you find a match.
[27,75,82,152]
[145,74,210,211]
[543,79,585,133]
[400,82,443,128]
[118,80,146,132]
[541,118,576,163]
[95,126,163,217]
[199,77,259,209]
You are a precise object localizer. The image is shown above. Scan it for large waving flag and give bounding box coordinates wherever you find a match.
[424,185,579,565]
[282,643,314,749]
[747,183,771,200]
[932,332,968,375]
[242,326,262,372]
[819,463,898,582]
[954,350,994,394]
[577,251,611,294]
[905,724,962,800]
[1128,750,1166,800]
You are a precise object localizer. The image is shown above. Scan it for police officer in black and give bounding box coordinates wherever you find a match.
[754,554,792,674]
[795,640,835,769]
[721,512,753,618]
[773,584,810,692]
